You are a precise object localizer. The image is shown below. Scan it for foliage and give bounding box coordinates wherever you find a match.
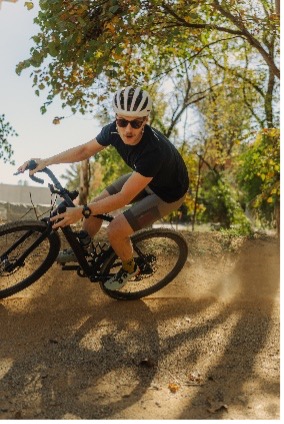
[61,162,80,190]
[96,147,131,189]
[196,73,255,166]
[61,160,104,200]
[14,0,279,233]
[199,170,251,231]
[0,114,18,164]
[16,0,279,116]
[184,66,254,230]
[237,128,280,225]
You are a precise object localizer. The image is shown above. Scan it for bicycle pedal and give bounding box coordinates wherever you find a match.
[56,249,78,264]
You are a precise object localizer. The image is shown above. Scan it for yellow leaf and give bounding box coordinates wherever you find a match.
[105,22,115,34]
[168,383,179,393]
[24,1,34,10]
[267,197,273,203]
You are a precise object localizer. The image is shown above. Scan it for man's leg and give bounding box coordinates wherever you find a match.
[104,191,186,290]
[83,173,133,237]
[104,214,139,290]
[107,213,135,261]
[82,189,110,237]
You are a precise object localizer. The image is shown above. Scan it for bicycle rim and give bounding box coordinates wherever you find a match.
[0,221,60,299]
[99,228,188,300]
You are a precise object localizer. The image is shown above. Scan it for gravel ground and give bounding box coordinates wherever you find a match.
[0,232,280,420]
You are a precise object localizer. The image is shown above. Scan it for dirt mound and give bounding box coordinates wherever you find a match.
[0,232,280,419]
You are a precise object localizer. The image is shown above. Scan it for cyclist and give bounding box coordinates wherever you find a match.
[18,86,189,291]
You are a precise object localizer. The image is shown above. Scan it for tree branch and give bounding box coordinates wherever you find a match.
[210,56,265,98]
[212,0,280,79]
[161,1,244,35]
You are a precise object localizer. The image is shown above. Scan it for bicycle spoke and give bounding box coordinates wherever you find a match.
[0,221,60,299]
[100,228,188,300]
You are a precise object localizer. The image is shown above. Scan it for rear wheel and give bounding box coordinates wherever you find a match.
[100,228,188,300]
[0,221,60,299]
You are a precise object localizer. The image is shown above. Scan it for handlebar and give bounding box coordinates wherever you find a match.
[13,160,114,222]
[14,160,62,187]
[14,160,76,207]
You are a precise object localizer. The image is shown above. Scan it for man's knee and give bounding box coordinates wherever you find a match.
[107,215,133,241]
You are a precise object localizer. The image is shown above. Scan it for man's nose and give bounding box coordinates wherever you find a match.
[125,122,133,130]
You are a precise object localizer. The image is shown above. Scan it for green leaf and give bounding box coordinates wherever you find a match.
[109,5,120,14]
[48,42,59,57]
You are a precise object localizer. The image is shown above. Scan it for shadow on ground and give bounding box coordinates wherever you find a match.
[0,235,280,419]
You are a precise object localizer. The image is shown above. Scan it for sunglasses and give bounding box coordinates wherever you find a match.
[116,117,145,129]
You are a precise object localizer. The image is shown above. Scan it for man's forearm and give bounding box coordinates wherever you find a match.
[88,192,130,216]
[45,144,91,166]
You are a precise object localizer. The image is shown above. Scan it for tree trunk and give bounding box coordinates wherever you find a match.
[192,155,203,232]
[78,159,89,205]
[275,0,280,16]
[274,200,280,238]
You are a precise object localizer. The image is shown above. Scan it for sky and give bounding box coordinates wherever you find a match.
[0,0,101,186]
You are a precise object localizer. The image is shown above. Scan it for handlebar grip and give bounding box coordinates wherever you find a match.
[29,174,45,184]
[27,160,46,184]
[28,159,39,171]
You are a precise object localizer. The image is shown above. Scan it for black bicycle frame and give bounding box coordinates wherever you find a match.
[59,225,93,276]
[15,160,115,279]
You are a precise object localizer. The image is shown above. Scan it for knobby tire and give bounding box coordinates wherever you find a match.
[0,221,60,299]
[99,228,188,300]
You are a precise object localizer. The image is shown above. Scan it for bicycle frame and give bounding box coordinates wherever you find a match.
[20,160,114,280]
[59,225,94,276]
[1,160,188,301]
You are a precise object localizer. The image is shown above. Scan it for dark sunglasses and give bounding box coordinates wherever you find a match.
[116,117,145,129]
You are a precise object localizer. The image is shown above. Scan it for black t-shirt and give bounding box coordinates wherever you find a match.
[96,122,189,202]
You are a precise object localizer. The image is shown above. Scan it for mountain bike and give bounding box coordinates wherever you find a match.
[0,161,188,301]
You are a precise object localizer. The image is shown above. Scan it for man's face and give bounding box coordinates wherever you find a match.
[116,115,148,145]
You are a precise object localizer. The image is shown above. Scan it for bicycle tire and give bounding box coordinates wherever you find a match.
[99,228,188,300]
[0,220,60,299]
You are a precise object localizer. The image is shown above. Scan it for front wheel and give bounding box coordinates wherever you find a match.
[0,220,60,299]
[100,228,188,300]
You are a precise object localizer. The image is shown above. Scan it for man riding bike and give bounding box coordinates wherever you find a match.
[18,86,189,291]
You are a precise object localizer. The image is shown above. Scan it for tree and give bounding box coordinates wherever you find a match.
[61,159,104,201]
[78,158,90,205]
[15,0,279,234]
[16,0,279,116]
[0,114,18,164]
[185,63,255,230]
[237,128,280,232]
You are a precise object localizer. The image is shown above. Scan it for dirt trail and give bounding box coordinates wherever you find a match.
[0,233,280,420]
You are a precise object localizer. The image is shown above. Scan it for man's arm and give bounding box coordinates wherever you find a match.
[50,172,153,229]
[17,138,104,174]
[87,172,153,215]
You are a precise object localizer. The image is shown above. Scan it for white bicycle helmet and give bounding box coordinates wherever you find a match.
[113,86,152,117]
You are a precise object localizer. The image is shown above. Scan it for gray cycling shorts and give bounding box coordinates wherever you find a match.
[105,173,186,231]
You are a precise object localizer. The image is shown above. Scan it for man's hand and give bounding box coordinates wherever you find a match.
[17,158,48,175]
[50,206,83,229]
